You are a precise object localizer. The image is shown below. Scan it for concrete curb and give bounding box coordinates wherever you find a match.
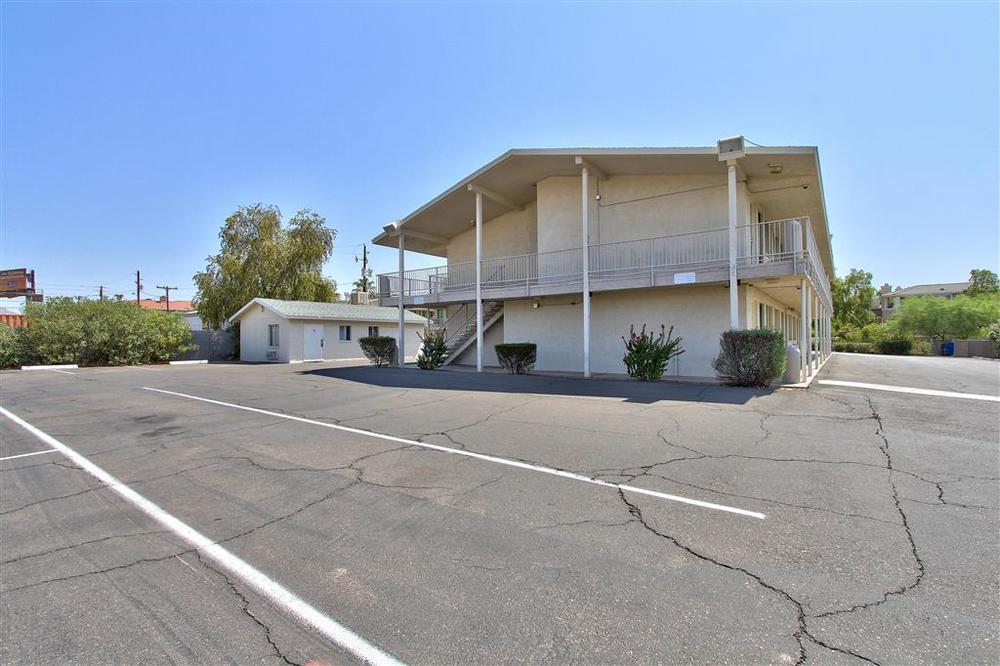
[169,360,209,365]
[21,364,79,371]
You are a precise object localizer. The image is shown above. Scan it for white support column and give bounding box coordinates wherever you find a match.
[800,279,809,381]
[397,231,405,368]
[581,166,591,378]
[727,162,739,328]
[475,191,484,373]
[809,291,817,373]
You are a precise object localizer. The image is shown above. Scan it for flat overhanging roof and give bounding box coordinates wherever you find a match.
[373,146,834,274]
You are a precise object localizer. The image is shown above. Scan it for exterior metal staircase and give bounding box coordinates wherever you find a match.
[442,301,504,366]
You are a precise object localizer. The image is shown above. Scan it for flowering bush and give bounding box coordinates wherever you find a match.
[622,324,685,381]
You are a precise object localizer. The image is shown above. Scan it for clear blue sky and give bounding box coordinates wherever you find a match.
[2,1,997,308]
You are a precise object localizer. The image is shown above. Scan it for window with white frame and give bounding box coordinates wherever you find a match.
[267,324,279,347]
[368,325,379,337]
[339,325,351,341]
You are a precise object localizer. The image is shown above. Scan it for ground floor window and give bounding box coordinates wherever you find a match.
[339,325,351,341]
[267,324,279,347]
[368,325,379,337]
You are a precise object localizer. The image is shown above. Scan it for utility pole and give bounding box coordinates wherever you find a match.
[361,243,369,291]
[99,285,104,300]
[135,270,142,306]
[156,285,178,311]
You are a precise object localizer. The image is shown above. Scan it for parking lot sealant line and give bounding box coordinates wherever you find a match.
[141,387,767,519]
[0,406,406,666]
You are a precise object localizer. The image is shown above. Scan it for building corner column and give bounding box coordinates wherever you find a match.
[475,191,484,373]
[397,231,405,368]
[800,278,808,382]
[727,161,739,328]
[581,166,591,378]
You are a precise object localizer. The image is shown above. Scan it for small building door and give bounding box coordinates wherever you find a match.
[303,325,324,361]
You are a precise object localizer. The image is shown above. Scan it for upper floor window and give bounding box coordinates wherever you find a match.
[368,325,379,337]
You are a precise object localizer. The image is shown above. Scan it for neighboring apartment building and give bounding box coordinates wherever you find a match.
[874,282,970,322]
[373,138,834,382]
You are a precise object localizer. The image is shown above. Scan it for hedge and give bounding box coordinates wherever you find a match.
[0,323,27,369]
[712,329,786,387]
[16,298,194,367]
[875,337,913,355]
[833,341,875,354]
[495,343,536,374]
[358,335,397,367]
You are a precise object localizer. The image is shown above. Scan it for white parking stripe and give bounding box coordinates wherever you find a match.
[0,406,405,666]
[143,387,767,519]
[817,380,1000,403]
[0,449,59,461]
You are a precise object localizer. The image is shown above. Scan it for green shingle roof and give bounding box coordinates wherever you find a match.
[233,298,427,324]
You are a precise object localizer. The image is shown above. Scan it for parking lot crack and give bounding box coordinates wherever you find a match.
[0,529,169,566]
[811,396,925,621]
[194,552,302,666]
[615,487,879,665]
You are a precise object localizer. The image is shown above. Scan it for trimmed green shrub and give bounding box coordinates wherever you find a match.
[712,329,786,387]
[495,343,536,374]
[0,323,28,369]
[22,298,194,366]
[622,324,685,381]
[358,335,396,367]
[875,335,913,355]
[833,341,875,353]
[416,329,448,370]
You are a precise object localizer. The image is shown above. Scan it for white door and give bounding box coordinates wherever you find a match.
[303,325,324,361]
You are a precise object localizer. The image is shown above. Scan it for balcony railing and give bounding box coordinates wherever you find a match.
[380,217,830,308]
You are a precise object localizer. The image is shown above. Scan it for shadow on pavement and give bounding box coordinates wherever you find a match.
[298,365,768,405]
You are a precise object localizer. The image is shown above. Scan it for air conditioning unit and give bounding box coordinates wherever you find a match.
[266,350,278,361]
[717,135,746,161]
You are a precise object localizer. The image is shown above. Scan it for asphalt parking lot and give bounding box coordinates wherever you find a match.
[1,354,997,665]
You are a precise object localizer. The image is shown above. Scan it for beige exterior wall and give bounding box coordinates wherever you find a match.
[454,318,504,367]
[447,202,537,264]
[502,286,745,379]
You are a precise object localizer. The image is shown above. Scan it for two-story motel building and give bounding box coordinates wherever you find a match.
[374,137,834,383]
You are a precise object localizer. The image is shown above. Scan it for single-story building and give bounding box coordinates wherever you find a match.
[228,298,427,363]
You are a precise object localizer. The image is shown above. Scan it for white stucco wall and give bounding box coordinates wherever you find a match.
[239,308,424,363]
[503,286,746,379]
[239,306,292,363]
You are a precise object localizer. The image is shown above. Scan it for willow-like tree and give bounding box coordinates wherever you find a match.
[194,204,337,329]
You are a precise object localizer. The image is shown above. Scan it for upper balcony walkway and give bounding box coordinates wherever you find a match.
[378,217,832,311]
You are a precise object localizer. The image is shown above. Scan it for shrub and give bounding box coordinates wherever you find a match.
[0,323,28,369]
[621,324,685,381]
[495,343,536,374]
[22,298,194,366]
[833,341,875,353]
[712,329,786,387]
[416,329,448,370]
[875,335,913,355]
[358,335,396,367]
[989,322,1000,351]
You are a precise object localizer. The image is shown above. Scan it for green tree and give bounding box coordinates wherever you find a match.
[353,267,375,294]
[194,204,338,329]
[893,294,1000,341]
[968,268,999,296]
[831,268,876,330]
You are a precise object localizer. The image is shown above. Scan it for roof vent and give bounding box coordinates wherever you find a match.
[717,135,746,161]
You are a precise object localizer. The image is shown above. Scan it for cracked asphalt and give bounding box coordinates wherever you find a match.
[1,354,997,664]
